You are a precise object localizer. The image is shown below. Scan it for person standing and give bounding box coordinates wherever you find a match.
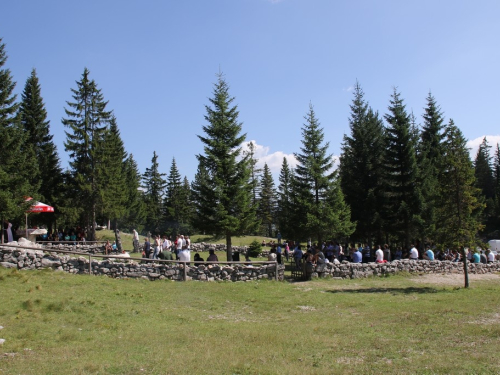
[143,237,151,259]
[409,245,419,260]
[153,235,161,259]
[132,229,139,253]
[276,243,283,264]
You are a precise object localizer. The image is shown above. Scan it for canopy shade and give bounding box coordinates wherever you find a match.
[25,197,54,213]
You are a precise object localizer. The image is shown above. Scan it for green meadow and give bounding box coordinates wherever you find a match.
[1,267,500,374]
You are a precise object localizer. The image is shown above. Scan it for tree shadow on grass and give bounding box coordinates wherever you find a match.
[325,286,452,295]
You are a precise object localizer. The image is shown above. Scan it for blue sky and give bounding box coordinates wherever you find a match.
[2,0,500,184]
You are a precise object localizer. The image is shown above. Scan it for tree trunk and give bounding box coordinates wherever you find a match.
[462,248,469,288]
[226,233,232,262]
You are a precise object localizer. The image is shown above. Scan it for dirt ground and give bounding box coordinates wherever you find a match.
[410,272,500,286]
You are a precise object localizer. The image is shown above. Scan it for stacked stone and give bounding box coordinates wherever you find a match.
[311,259,500,279]
[0,247,285,282]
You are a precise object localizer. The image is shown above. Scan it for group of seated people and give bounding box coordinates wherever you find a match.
[287,241,498,269]
[41,228,87,243]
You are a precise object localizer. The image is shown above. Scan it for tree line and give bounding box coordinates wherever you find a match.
[1,37,498,254]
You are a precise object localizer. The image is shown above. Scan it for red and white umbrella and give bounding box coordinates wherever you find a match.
[25,197,54,238]
[26,197,55,213]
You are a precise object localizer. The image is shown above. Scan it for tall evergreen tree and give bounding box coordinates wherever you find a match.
[98,116,127,228]
[276,157,294,239]
[0,38,32,241]
[142,151,166,234]
[435,120,484,249]
[62,68,112,240]
[340,83,385,244]
[492,144,500,236]
[163,158,183,236]
[196,73,257,260]
[118,154,145,232]
[19,69,63,231]
[418,92,446,243]
[474,137,494,199]
[474,137,496,235]
[244,141,262,210]
[294,103,354,244]
[383,89,423,248]
[258,163,276,237]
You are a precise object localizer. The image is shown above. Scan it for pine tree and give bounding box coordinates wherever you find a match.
[276,157,294,239]
[435,120,484,249]
[180,176,194,235]
[258,163,276,237]
[474,137,496,235]
[118,154,145,232]
[244,141,262,209]
[418,93,446,243]
[474,137,494,199]
[196,73,257,260]
[190,160,211,233]
[62,68,112,240]
[98,116,127,228]
[383,89,423,248]
[142,151,166,234]
[340,83,385,244]
[492,144,500,236]
[0,38,32,241]
[294,103,354,244]
[163,158,183,236]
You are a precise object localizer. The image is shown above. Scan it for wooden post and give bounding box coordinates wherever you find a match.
[89,255,92,275]
[275,261,278,281]
[183,262,187,281]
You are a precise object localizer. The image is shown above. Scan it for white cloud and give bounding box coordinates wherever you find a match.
[242,140,297,174]
[467,135,500,160]
[242,140,340,178]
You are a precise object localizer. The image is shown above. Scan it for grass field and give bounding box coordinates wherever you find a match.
[1,268,500,374]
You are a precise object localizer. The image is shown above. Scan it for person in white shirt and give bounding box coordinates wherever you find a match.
[132,229,139,252]
[375,246,386,263]
[409,245,419,260]
[178,235,190,263]
[487,250,495,263]
[162,236,171,252]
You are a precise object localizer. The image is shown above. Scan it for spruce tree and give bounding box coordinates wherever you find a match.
[418,93,446,243]
[294,103,354,244]
[118,154,145,232]
[98,116,127,228]
[383,89,423,248]
[474,137,496,235]
[492,144,500,236]
[258,163,276,237]
[142,151,166,234]
[435,120,484,249]
[163,158,183,236]
[196,73,257,260]
[244,141,262,210]
[474,137,494,199]
[276,157,294,239]
[62,68,112,240]
[340,83,385,244]
[0,38,32,241]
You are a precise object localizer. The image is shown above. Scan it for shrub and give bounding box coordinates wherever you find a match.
[247,240,263,258]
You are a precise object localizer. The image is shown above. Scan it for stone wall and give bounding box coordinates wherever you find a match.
[0,247,284,282]
[309,259,500,279]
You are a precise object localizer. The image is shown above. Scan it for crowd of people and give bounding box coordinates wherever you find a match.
[141,234,194,262]
[267,240,499,270]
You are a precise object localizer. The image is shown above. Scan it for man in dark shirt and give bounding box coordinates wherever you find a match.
[143,237,151,259]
